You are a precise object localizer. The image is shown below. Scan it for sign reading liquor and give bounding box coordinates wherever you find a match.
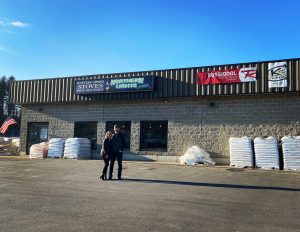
[197,67,257,85]
[74,76,154,94]
[268,62,287,88]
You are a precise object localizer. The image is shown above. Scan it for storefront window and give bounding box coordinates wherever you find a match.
[74,122,97,150]
[140,121,168,151]
[106,121,131,150]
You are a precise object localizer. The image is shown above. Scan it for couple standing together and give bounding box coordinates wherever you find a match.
[100,124,125,180]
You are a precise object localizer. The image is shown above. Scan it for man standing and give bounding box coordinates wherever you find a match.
[109,124,125,180]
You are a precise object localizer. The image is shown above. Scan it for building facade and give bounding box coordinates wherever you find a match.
[10,58,300,164]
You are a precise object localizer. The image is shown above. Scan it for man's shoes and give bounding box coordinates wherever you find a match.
[100,175,104,180]
[118,177,122,180]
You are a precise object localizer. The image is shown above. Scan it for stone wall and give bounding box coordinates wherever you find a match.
[20,93,300,163]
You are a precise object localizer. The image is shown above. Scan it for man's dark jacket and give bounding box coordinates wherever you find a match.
[112,133,125,152]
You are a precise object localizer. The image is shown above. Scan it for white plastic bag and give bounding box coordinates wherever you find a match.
[11,138,20,148]
[48,138,66,158]
[64,138,91,159]
[282,136,300,171]
[254,137,279,169]
[30,142,48,159]
[179,146,215,165]
[229,137,254,168]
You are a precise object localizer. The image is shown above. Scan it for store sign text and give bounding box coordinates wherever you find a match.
[74,76,154,94]
[197,67,257,85]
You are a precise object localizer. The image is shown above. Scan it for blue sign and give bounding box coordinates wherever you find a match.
[74,76,155,94]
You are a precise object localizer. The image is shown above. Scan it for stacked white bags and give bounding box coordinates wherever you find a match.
[254,137,279,169]
[229,137,254,168]
[282,136,300,171]
[30,142,48,159]
[64,138,91,159]
[48,138,66,158]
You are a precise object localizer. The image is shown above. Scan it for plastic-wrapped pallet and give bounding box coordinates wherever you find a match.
[229,137,254,168]
[254,137,279,169]
[64,138,91,159]
[11,138,20,148]
[48,138,66,158]
[179,146,215,165]
[30,142,48,159]
[282,136,300,171]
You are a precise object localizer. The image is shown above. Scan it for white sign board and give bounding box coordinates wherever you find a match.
[268,62,287,88]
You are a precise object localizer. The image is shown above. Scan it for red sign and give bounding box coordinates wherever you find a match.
[197,67,257,85]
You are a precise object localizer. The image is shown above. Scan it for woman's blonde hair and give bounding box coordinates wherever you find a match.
[105,131,112,139]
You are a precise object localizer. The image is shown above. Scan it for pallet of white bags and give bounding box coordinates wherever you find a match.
[254,137,279,170]
[229,137,254,168]
[282,136,300,171]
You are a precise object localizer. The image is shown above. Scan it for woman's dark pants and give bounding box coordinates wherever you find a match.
[102,157,109,178]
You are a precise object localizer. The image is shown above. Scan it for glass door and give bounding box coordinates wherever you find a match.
[26,122,49,154]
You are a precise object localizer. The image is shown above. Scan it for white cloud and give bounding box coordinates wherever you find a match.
[0,18,30,28]
[11,21,29,27]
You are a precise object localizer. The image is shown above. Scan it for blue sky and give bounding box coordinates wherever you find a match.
[0,0,300,80]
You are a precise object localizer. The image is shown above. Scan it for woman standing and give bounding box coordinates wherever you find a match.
[100,131,113,180]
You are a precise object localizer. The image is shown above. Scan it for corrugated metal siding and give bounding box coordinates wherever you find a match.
[10,58,300,104]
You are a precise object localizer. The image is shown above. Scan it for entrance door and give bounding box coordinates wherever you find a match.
[27,122,49,155]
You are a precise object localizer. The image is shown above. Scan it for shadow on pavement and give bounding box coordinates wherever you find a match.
[122,178,300,192]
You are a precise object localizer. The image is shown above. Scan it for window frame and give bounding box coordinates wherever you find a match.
[74,121,98,150]
[105,121,131,151]
[139,120,168,152]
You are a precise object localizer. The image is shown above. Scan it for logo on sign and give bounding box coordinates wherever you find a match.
[268,62,287,88]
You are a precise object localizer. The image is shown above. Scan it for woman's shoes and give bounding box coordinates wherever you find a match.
[100,174,107,180]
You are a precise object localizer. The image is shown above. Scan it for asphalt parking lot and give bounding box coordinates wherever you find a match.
[0,158,299,232]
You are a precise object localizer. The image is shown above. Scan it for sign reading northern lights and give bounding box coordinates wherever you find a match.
[74,76,155,94]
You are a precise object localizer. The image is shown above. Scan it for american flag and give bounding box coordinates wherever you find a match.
[0,116,17,134]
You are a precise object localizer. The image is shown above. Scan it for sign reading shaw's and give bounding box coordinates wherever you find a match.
[74,76,154,94]
[197,67,257,85]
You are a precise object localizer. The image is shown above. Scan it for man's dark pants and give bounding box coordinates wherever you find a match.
[109,151,123,179]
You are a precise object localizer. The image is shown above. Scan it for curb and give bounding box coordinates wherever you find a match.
[0,155,30,160]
